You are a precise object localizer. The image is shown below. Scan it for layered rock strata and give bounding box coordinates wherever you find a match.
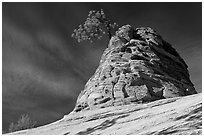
[74,25,197,112]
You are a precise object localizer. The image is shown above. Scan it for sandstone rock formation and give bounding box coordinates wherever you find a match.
[74,25,197,112]
[8,25,200,135]
[9,93,202,135]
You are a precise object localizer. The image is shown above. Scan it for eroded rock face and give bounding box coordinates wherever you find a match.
[74,25,197,112]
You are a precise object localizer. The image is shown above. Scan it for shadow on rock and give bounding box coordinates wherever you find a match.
[174,104,202,121]
[77,114,129,135]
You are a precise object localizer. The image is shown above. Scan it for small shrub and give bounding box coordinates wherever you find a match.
[8,114,36,133]
[71,9,118,43]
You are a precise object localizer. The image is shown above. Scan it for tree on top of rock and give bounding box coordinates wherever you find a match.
[71,9,118,43]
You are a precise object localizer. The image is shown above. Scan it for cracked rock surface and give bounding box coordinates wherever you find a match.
[74,25,197,112]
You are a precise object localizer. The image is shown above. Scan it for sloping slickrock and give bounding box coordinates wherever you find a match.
[10,93,202,135]
[74,25,197,112]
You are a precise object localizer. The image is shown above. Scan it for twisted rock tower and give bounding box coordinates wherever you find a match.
[74,25,197,112]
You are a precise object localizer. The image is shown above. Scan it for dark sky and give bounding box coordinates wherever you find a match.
[2,2,202,132]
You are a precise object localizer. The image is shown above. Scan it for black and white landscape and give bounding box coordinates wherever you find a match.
[2,2,202,134]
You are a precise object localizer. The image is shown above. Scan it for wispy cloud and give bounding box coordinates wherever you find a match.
[2,2,201,132]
